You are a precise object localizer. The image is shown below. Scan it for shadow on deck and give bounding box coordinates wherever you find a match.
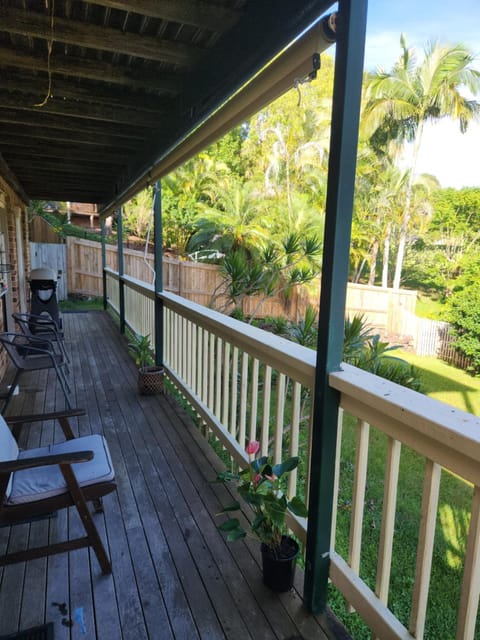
[0,311,348,640]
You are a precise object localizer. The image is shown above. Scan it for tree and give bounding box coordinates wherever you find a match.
[363,36,480,289]
[447,282,480,375]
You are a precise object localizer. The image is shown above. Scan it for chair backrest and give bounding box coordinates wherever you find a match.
[0,415,19,499]
[0,333,28,367]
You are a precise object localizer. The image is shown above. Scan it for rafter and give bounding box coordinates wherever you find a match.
[0,6,201,65]
[0,45,182,94]
[83,0,241,32]
[0,95,166,127]
[0,125,142,149]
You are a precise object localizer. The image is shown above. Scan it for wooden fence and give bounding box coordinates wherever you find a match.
[66,237,418,332]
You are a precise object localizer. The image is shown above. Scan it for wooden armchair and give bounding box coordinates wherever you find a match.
[0,409,116,574]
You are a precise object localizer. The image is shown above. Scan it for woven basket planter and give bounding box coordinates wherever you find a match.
[137,366,164,395]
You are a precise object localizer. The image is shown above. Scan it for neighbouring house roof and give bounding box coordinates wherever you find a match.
[0,1,335,212]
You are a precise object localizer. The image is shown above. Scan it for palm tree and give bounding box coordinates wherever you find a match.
[363,36,480,289]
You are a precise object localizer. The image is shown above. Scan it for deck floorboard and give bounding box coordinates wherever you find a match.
[0,311,344,640]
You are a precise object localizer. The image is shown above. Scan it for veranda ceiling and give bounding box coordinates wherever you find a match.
[0,0,335,211]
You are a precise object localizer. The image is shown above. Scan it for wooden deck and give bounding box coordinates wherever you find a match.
[0,311,347,640]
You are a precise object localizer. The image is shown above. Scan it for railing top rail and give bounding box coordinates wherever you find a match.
[160,290,317,387]
[331,364,480,483]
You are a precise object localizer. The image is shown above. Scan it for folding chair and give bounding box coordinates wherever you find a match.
[0,332,71,413]
[12,311,70,366]
[0,409,116,573]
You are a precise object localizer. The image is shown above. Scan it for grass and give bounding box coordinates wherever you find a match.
[415,292,447,320]
[399,351,480,415]
[329,353,480,639]
[59,295,104,312]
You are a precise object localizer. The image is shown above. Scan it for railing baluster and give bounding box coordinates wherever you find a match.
[230,347,239,437]
[287,381,301,499]
[331,407,344,547]
[209,333,216,411]
[215,338,222,419]
[348,419,370,605]
[238,352,249,449]
[409,459,440,639]
[456,485,480,640]
[186,319,193,388]
[376,438,402,605]
[191,321,197,393]
[202,329,209,405]
[222,342,230,430]
[196,326,203,397]
[274,373,286,464]
[261,365,272,457]
[249,358,259,443]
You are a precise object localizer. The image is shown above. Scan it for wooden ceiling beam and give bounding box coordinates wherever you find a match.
[0,109,148,140]
[0,94,166,128]
[0,126,141,150]
[0,72,170,112]
[7,157,122,175]
[0,45,182,94]
[0,6,200,66]
[83,0,240,32]
[2,143,130,164]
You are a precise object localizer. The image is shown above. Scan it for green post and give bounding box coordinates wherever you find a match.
[101,217,107,310]
[116,207,125,334]
[153,182,164,367]
[303,0,368,614]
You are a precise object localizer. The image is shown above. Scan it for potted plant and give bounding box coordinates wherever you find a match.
[216,440,308,592]
[128,333,164,395]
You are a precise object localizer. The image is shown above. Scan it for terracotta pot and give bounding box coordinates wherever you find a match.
[260,536,299,592]
[137,366,164,395]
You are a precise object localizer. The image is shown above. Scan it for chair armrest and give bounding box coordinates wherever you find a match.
[0,450,93,473]
[6,409,86,441]
[6,409,86,425]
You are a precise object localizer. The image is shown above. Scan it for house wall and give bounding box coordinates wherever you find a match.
[0,175,30,383]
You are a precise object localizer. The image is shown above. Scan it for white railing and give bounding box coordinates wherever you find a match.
[105,270,480,640]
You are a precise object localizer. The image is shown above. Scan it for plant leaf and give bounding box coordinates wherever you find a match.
[226,529,247,542]
[288,496,308,517]
[218,518,241,532]
[218,501,241,514]
[272,456,299,477]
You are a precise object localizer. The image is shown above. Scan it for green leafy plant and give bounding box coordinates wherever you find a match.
[216,441,308,552]
[128,333,155,369]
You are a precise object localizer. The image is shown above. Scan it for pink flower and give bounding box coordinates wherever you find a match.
[265,474,276,482]
[245,440,260,455]
[253,473,262,486]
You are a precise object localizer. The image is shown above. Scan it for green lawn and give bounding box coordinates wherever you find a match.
[399,351,480,416]
[330,354,480,639]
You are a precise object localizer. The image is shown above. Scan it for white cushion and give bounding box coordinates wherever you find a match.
[7,435,114,505]
[0,416,19,499]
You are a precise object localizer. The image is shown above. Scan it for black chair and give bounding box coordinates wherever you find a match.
[0,409,115,574]
[0,332,71,412]
[13,311,70,366]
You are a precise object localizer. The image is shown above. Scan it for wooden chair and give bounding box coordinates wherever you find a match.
[0,409,116,574]
[0,332,71,412]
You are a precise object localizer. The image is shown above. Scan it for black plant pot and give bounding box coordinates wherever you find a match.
[261,536,299,592]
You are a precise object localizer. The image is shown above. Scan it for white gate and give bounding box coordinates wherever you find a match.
[29,242,67,301]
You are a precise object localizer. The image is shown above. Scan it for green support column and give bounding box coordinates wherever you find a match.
[101,218,107,311]
[304,0,368,614]
[153,182,164,367]
[116,207,125,334]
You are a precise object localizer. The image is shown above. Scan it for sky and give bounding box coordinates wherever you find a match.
[363,0,480,189]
